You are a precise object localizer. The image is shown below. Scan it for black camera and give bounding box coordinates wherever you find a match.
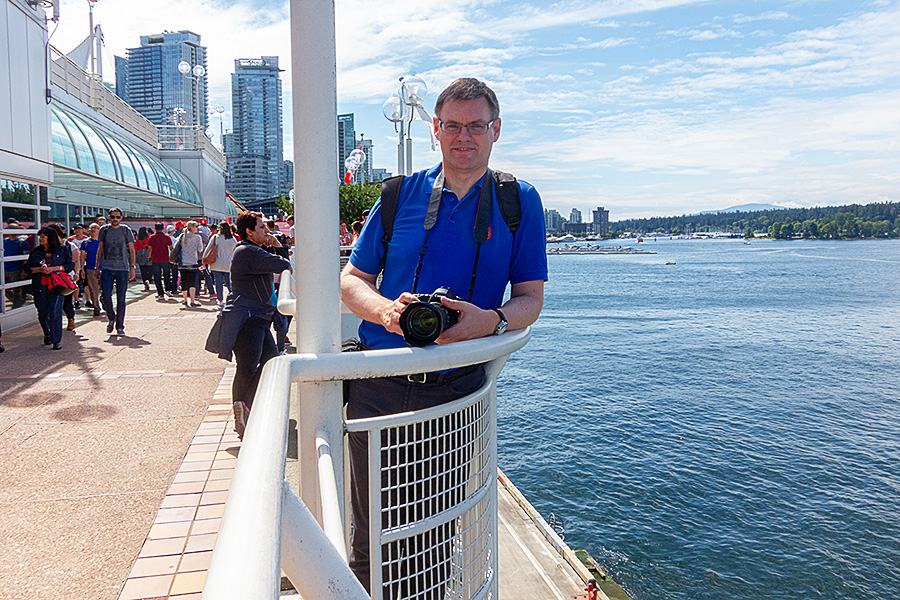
[399,287,460,346]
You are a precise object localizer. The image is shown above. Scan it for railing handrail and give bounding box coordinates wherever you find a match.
[203,327,530,600]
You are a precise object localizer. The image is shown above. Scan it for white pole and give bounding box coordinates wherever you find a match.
[88,2,95,77]
[289,0,343,524]
[405,112,413,176]
[397,118,405,176]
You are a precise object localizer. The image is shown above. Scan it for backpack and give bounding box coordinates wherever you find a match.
[377,169,522,274]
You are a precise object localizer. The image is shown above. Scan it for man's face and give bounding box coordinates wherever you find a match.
[108,212,122,226]
[434,97,500,179]
[89,225,100,239]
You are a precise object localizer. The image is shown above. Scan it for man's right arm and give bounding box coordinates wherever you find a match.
[340,263,415,336]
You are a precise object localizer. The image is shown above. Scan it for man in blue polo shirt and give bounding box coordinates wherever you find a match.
[340,77,547,594]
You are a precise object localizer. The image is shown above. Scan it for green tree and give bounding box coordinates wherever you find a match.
[339,182,381,224]
[275,194,292,216]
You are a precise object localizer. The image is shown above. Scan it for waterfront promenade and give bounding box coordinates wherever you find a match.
[0,285,231,600]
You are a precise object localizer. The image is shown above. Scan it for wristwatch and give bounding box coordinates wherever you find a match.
[492,309,508,336]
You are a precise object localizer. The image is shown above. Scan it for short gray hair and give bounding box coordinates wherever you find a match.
[434,78,500,121]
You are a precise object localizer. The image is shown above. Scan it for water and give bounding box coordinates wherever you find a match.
[497,238,900,600]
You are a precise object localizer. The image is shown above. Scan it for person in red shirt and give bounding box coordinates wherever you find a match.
[147,222,175,299]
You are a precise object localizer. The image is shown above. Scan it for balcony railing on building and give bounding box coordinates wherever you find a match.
[48,46,225,171]
[158,125,227,170]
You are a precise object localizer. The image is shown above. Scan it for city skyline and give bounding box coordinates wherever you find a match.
[51,0,900,220]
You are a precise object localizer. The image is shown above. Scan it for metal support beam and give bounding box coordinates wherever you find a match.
[288,0,343,523]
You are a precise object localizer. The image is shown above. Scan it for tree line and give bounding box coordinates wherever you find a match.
[611,202,900,239]
[276,182,380,225]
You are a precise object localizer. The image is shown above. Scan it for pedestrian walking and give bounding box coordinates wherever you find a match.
[25,227,75,350]
[135,227,154,291]
[177,220,204,307]
[82,223,102,316]
[96,207,136,336]
[48,223,80,332]
[147,222,174,299]
[68,224,88,309]
[203,221,238,306]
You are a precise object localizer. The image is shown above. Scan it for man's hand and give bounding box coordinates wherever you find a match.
[380,292,418,336]
[434,296,499,344]
[129,265,136,281]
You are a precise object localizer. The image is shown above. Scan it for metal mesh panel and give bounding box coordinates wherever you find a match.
[376,393,494,600]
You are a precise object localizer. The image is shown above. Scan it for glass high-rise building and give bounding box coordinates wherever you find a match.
[337,113,356,183]
[115,31,208,128]
[226,56,283,204]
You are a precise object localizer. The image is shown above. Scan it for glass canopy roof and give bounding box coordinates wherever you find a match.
[50,104,210,210]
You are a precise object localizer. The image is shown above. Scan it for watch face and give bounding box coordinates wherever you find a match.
[495,317,508,335]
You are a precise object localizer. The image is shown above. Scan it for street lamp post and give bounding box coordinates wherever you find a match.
[209,104,225,150]
[177,60,206,137]
[382,75,435,176]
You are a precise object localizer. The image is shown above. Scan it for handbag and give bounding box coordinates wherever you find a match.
[136,242,150,266]
[47,271,77,295]
[169,235,183,265]
[202,237,218,265]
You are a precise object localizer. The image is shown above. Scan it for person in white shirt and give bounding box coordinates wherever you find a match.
[203,222,239,305]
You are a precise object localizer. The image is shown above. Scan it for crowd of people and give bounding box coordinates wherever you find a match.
[1,211,297,355]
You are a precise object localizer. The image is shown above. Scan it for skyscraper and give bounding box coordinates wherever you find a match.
[593,206,610,234]
[358,138,374,184]
[570,208,582,223]
[115,31,208,128]
[226,56,284,204]
[337,114,355,182]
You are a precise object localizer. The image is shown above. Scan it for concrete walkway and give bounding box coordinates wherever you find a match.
[0,284,229,600]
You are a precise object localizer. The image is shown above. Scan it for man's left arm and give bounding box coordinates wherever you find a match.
[435,280,544,344]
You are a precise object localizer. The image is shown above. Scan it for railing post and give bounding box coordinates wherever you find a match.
[289,0,343,526]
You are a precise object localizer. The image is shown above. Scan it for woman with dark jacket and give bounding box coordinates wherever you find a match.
[215,211,290,439]
[25,227,75,349]
[135,227,154,291]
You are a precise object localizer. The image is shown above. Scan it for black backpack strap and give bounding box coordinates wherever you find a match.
[377,175,405,275]
[473,170,493,244]
[492,170,521,235]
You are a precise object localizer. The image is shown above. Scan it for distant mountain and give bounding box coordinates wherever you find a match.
[699,203,789,215]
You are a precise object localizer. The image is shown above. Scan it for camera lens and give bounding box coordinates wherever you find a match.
[400,302,445,346]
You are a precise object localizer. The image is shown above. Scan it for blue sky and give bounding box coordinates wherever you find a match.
[53,0,900,219]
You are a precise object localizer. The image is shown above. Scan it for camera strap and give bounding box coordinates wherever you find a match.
[410,169,493,303]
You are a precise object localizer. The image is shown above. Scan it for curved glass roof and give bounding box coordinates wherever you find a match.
[50,105,201,207]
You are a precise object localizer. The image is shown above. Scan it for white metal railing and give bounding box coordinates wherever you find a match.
[344,366,501,599]
[203,272,530,600]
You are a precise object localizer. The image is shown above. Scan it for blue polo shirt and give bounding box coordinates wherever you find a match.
[349,163,548,349]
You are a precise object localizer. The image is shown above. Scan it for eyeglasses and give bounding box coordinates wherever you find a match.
[109,215,122,220]
[438,119,495,136]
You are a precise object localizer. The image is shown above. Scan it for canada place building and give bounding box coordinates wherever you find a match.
[226,57,284,205]
[115,31,208,128]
